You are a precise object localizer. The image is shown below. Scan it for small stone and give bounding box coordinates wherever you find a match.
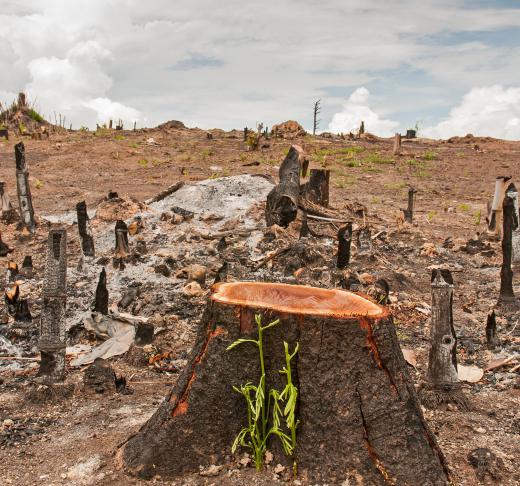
[358,272,375,285]
[2,419,14,428]
[187,264,207,284]
[274,464,285,474]
[154,264,171,277]
[475,427,486,434]
[264,450,274,464]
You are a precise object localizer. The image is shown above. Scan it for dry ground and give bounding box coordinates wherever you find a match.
[0,125,519,485]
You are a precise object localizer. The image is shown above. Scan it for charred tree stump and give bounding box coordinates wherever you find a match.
[21,255,33,278]
[402,187,417,223]
[15,299,32,322]
[8,261,18,282]
[337,222,352,268]
[0,181,16,223]
[299,211,310,238]
[486,310,500,349]
[94,268,109,315]
[76,201,95,257]
[392,133,401,156]
[265,145,303,227]
[243,127,248,142]
[499,184,517,305]
[113,220,130,269]
[0,232,13,257]
[120,282,449,485]
[421,269,468,410]
[5,283,19,315]
[359,120,365,135]
[38,229,67,383]
[487,176,511,233]
[304,169,330,207]
[14,142,36,233]
[0,128,8,140]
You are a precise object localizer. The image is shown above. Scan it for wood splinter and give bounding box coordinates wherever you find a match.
[420,268,468,410]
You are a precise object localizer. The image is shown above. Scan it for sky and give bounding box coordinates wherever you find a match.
[1,1,520,139]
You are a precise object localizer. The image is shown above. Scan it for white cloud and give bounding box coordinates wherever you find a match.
[1,1,520,130]
[423,85,520,140]
[328,87,400,137]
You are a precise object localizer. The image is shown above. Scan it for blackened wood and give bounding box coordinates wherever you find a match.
[0,232,13,257]
[422,269,467,409]
[0,181,16,222]
[76,201,95,257]
[403,187,417,223]
[337,223,352,268]
[135,322,154,345]
[305,169,330,207]
[359,120,365,135]
[243,127,248,141]
[94,268,109,315]
[486,310,500,349]
[0,128,8,140]
[405,129,416,139]
[499,184,516,304]
[15,298,32,322]
[265,145,303,227]
[144,181,184,205]
[120,282,449,485]
[21,255,33,278]
[299,211,310,238]
[4,283,19,315]
[213,261,229,284]
[14,142,36,232]
[8,261,18,282]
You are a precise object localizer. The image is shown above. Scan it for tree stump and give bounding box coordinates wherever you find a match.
[119,282,449,485]
[303,169,330,207]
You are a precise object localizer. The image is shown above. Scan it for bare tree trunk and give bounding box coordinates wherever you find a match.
[14,142,36,232]
[499,183,517,305]
[0,181,16,223]
[392,133,401,156]
[265,145,304,227]
[119,282,449,485]
[421,269,468,409]
[38,229,67,383]
[76,201,95,257]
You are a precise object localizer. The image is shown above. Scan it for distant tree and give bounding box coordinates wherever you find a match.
[313,99,321,135]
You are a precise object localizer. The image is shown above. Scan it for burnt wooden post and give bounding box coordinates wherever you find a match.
[359,120,365,135]
[76,201,95,257]
[337,223,352,268]
[0,232,13,257]
[120,282,449,484]
[499,183,517,304]
[392,132,401,156]
[402,187,417,223]
[0,181,15,222]
[487,176,511,233]
[243,127,248,142]
[299,211,310,238]
[305,169,330,207]
[421,269,468,409]
[15,299,32,322]
[94,268,109,315]
[38,229,67,383]
[265,145,303,227]
[21,255,33,278]
[486,310,500,349]
[14,142,36,232]
[0,128,8,140]
[114,220,130,269]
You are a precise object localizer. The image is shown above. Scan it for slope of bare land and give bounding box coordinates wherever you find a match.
[0,125,519,486]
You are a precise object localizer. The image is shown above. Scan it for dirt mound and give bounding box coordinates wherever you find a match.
[157,120,186,130]
[271,120,306,138]
[0,93,49,136]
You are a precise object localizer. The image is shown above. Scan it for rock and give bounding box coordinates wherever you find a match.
[271,120,306,138]
[182,281,204,297]
[274,464,285,474]
[154,264,171,277]
[358,272,375,285]
[2,419,14,429]
[157,120,186,130]
[188,264,207,284]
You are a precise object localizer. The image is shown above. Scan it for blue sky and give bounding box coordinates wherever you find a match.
[1,0,520,138]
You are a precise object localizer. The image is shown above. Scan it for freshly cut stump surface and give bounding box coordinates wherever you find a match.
[120,282,449,485]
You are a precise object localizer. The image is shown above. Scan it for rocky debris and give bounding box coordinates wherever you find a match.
[270,120,306,138]
[0,416,55,448]
[157,120,186,130]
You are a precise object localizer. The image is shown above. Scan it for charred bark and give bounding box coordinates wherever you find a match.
[0,232,13,257]
[0,181,16,223]
[15,298,32,322]
[76,201,95,257]
[94,268,109,315]
[265,145,303,227]
[38,229,67,383]
[499,184,517,305]
[299,211,310,238]
[14,142,36,232]
[8,261,18,282]
[5,283,19,315]
[402,187,416,224]
[114,220,130,269]
[421,269,468,410]
[303,169,330,207]
[21,255,33,279]
[486,310,500,349]
[120,282,449,485]
[337,223,352,268]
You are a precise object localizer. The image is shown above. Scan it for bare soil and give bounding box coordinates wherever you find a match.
[0,126,519,485]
